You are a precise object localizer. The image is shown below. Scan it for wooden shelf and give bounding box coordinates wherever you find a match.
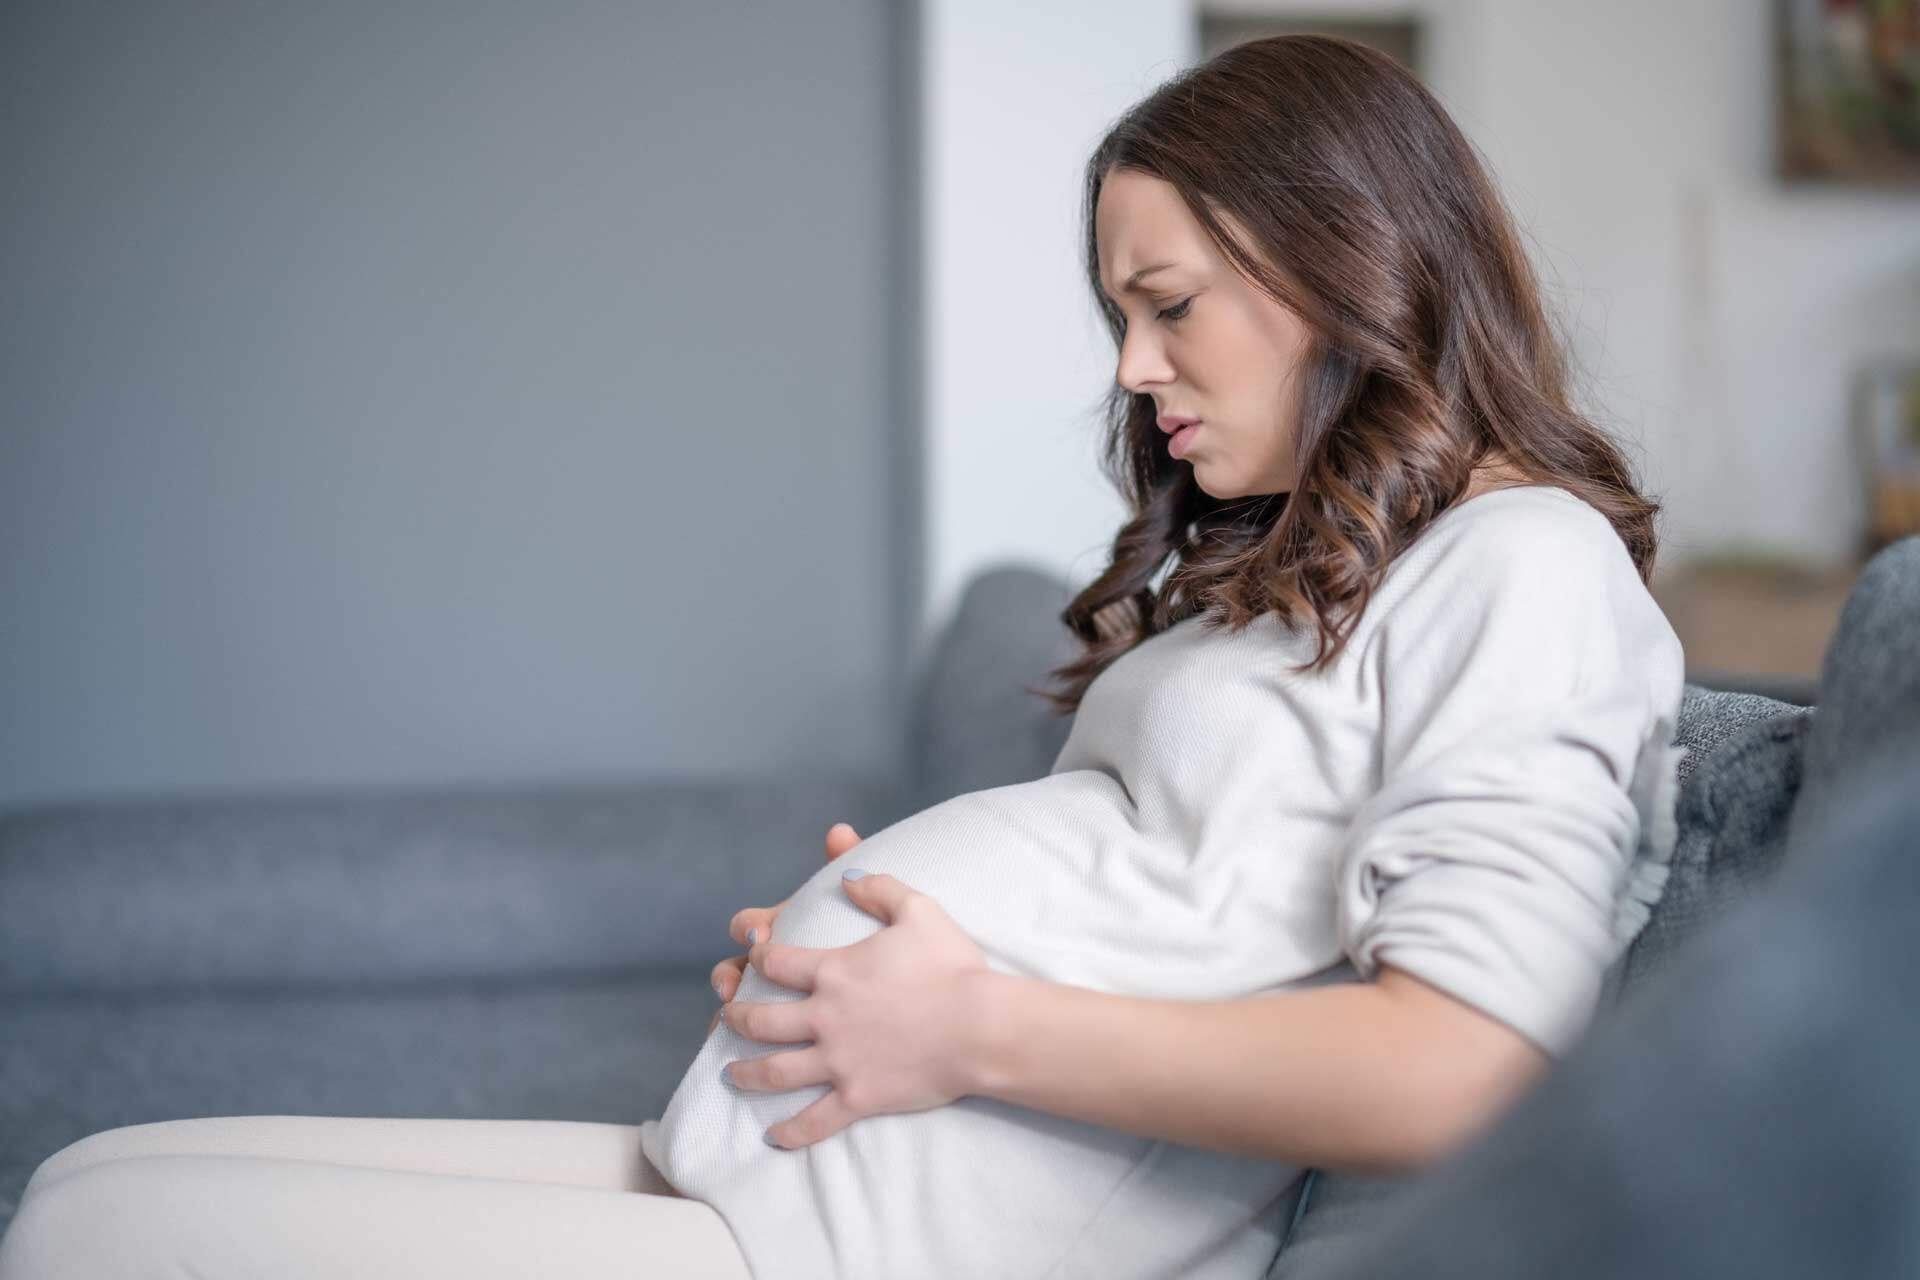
[1650,562,1859,700]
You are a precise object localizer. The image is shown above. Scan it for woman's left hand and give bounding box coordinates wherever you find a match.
[719,870,993,1150]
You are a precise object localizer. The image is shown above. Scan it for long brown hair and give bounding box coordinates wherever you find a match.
[1030,33,1661,717]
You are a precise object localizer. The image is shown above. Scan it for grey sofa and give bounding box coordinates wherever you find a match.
[4,538,1910,1274]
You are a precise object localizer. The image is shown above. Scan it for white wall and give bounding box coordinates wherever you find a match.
[1455,0,1920,566]
[916,0,1191,677]
[918,0,1920,658]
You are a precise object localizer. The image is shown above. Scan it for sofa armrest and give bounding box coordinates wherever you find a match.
[0,773,919,995]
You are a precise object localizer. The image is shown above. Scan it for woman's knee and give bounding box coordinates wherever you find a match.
[23,1127,144,1200]
[0,1157,173,1277]
[20,1118,226,1199]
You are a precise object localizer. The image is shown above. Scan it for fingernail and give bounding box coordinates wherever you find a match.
[841,867,869,880]
[747,928,759,944]
[720,1062,734,1087]
[763,1128,782,1148]
[712,976,723,997]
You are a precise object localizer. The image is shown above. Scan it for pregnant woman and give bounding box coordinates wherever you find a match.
[0,33,1685,1280]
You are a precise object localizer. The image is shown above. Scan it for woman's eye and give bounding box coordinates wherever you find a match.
[1156,297,1193,323]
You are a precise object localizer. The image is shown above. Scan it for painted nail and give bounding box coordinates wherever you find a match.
[763,1128,782,1148]
[720,1062,734,1087]
[747,927,759,945]
[841,867,869,880]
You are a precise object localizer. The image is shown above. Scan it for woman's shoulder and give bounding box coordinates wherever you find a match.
[1345,481,1683,719]
[1360,483,1647,642]
[1398,483,1624,582]
[1436,480,1611,537]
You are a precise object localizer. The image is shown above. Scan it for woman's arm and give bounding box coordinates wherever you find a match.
[730,870,1549,1166]
[957,961,1551,1176]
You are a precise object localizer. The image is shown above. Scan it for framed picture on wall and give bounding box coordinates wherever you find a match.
[1777,0,1920,184]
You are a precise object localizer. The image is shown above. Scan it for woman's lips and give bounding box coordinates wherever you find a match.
[1168,422,1201,459]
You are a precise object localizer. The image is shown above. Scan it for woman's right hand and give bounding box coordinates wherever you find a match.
[706,821,862,1036]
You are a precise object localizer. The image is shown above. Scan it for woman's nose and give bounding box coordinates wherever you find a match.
[1115,336,1171,394]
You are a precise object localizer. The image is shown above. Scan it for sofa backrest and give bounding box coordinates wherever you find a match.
[906,562,1081,812]
[0,773,915,994]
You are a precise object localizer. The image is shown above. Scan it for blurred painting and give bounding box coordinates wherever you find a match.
[1778,0,1920,183]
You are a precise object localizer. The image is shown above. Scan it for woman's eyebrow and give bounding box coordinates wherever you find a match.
[1102,261,1180,301]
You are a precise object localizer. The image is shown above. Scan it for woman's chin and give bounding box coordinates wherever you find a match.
[1191,464,1235,499]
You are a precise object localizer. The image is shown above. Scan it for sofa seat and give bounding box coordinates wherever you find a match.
[0,968,717,1222]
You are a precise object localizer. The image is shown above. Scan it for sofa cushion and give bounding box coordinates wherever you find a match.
[1605,533,1920,1007]
[1601,691,1812,1003]
[0,776,920,994]
[0,967,718,1235]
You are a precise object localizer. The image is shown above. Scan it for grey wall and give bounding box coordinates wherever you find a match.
[0,0,923,811]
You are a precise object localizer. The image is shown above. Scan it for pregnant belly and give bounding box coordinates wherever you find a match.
[771,767,1341,996]
[640,769,1329,1277]
[768,769,1147,984]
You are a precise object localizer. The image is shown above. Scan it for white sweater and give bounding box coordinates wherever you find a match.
[641,483,1688,1279]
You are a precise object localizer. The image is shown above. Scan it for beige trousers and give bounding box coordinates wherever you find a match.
[0,1115,751,1279]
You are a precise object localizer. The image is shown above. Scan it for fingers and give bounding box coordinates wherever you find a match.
[718,989,817,1045]
[709,954,747,1001]
[764,1085,861,1150]
[825,821,863,861]
[721,1045,830,1096]
[839,870,913,924]
[725,823,861,957]
[742,933,840,997]
[728,905,780,949]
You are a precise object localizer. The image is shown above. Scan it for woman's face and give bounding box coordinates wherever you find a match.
[1094,166,1313,498]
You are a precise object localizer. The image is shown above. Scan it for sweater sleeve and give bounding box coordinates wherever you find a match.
[1334,501,1687,1059]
